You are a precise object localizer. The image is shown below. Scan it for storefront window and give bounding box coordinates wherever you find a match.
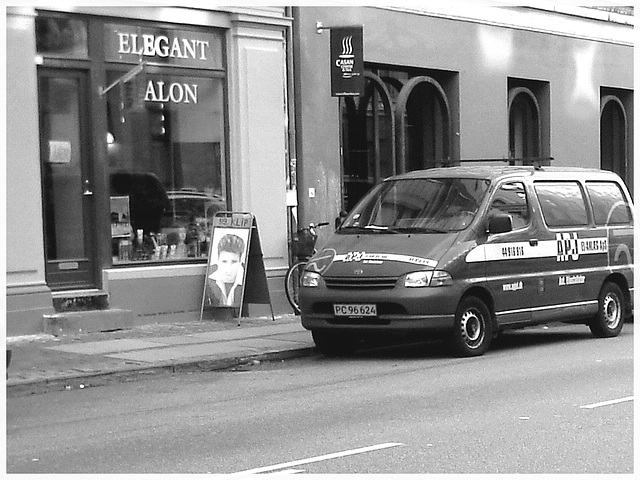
[36,14,88,58]
[107,72,227,264]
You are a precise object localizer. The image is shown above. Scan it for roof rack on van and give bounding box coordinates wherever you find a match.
[457,157,554,170]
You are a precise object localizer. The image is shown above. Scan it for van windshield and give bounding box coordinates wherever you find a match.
[340,177,491,233]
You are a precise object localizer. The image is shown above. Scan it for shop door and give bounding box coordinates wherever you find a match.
[38,69,97,289]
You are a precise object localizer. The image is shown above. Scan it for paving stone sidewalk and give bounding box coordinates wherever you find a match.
[6,314,315,397]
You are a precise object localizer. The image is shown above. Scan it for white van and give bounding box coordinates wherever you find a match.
[299,166,634,357]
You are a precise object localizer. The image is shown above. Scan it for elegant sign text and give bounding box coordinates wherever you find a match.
[105,24,221,70]
[117,33,209,61]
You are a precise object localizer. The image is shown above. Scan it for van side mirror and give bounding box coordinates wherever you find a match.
[487,214,512,234]
[335,210,348,230]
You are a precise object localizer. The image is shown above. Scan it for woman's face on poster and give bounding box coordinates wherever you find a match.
[218,250,241,283]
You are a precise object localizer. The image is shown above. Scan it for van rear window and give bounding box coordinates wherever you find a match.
[586,181,632,226]
[534,182,588,227]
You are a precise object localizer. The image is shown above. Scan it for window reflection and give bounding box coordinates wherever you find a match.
[535,182,588,227]
[36,15,88,57]
[587,182,632,226]
[342,178,490,232]
[107,72,227,264]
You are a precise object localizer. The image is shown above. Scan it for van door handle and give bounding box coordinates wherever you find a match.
[529,239,539,247]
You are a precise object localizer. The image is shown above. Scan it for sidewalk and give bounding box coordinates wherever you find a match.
[6,314,315,397]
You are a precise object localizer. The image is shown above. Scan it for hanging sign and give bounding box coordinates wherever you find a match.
[330,26,364,97]
[201,212,273,320]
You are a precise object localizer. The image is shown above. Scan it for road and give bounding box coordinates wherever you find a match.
[6,322,634,474]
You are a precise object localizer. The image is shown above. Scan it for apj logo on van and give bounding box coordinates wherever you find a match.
[466,232,609,263]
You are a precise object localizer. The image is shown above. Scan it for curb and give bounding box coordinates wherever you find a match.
[6,346,317,398]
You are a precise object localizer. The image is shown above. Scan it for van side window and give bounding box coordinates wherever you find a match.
[534,182,588,227]
[586,181,633,226]
[489,182,530,229]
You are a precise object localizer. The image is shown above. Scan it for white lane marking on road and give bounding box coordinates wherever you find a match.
[260,469,305,477]
[228,442,404,476]
[580,396,634,409]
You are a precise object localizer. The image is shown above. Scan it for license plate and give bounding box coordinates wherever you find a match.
[333,304,377,317]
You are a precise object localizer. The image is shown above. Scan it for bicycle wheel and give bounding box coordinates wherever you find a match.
[285,261,307,314]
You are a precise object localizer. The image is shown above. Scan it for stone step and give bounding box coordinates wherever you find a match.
[43,309,135,335]
[51,290,109,312]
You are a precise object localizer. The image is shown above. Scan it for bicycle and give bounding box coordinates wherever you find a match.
[285,222,329,314]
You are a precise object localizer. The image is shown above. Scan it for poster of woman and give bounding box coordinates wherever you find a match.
[204,226,250,309]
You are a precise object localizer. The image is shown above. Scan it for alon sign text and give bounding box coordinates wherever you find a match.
[145,81,198,104]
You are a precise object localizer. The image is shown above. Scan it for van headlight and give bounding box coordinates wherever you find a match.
[404,270,453,287]
[301,271,321,287]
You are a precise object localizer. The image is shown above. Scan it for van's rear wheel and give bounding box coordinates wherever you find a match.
[589,282,625,338]
[450,296,492,357]
[312,330,357,356]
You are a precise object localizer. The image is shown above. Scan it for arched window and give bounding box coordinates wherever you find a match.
[340,69,452,211]
[395,76,451,173]
[600,96,627,181]
[508,87,541,163]
[340,72,394,210]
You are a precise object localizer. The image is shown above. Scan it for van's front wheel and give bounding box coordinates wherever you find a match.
[450,296,492,357]
[589,282,625,338]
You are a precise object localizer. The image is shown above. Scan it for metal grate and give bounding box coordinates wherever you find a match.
[324,276,398,289]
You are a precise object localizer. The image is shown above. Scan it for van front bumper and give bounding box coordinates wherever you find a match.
[299,284,459,333]
[301,313,454,332]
